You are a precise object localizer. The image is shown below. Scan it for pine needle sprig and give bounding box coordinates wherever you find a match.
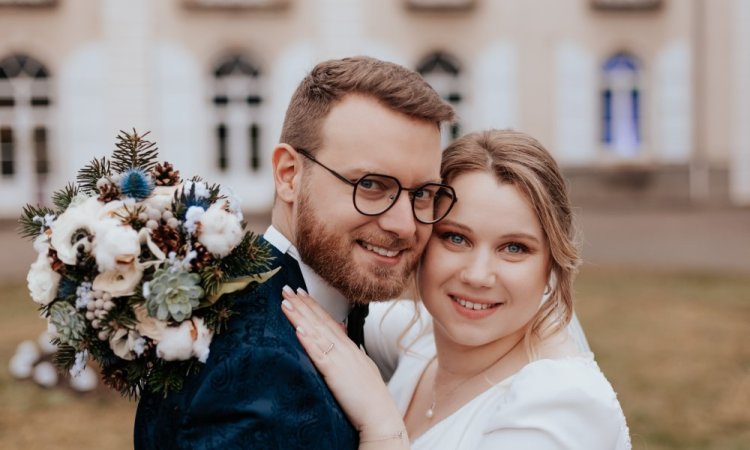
[52,183,80,212]
[77,157,111,194]
[220,232,274,279]
[201,296,236,334]
[111,129,159,174]
[18,204,56,240]
[53,344,77,371]
[199,264,226,298]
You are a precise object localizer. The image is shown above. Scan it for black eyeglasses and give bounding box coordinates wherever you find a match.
[296,148,457,224]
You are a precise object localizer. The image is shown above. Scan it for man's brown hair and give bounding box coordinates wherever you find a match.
[280,56,455,153]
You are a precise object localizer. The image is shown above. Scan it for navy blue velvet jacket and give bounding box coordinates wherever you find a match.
[134,240,358,450]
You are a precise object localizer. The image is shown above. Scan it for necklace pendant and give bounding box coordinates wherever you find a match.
[425,407,434,419]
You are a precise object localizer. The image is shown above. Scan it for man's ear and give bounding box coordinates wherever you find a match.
[272,144,302,203]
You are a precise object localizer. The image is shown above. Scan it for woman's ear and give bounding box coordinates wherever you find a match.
[272,144,302,203]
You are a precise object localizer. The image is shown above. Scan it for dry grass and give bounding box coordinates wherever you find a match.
[1,266,748,449]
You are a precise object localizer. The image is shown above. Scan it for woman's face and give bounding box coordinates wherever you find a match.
[418,171,551,349]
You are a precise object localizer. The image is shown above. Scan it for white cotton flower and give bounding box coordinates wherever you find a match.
[92,218,140,273]
[49,195,101,265]
[156,318,213,362]
[183,180,210,200]
[184,206,205,235]
[219,186,244,221]
[27,252,61,306]
[37,331,57,355]
[143,185,181,212]
[9,340,40,378]
[9,353,35,379]
[69,365,98,392]
[197,204,244,257]
[33,361,58,388]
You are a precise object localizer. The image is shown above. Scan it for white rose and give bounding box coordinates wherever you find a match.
[197,204,243,257]
[109,328,144,361]
[27,252,61,305]
[92,263,144,297]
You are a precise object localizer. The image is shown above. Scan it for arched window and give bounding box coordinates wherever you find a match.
[0,54,51,180]
[601,53,642,158]
[211,54,263,173]
[417,51,463,145]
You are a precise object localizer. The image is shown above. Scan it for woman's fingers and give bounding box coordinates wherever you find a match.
[281,286,348,359]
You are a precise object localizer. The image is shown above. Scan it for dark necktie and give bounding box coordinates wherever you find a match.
[346,303,369,349]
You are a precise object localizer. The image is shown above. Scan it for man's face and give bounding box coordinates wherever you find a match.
[294,94,442,303]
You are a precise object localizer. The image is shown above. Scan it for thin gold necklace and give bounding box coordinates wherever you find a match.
[425,337,523,420]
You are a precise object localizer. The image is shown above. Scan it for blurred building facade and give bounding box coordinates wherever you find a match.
[0,0,749,217]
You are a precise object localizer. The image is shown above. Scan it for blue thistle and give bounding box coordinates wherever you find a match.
[119,168,155,200]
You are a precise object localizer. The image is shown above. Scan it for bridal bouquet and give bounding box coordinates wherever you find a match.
[19,130,274,398]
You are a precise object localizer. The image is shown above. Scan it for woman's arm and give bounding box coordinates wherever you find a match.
[281,286,411,450]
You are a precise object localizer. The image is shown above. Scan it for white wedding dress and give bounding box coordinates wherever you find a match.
[365,300,631,450]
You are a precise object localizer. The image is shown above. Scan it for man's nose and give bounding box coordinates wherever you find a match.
[376,192,417,239]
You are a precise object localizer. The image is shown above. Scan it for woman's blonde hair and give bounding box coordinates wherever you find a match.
[440,129,582,354]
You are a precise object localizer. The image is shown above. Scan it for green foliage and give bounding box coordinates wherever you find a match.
[18,204,56,240]
[111,129,159,174]
[201,296,236,334]
[51,183,80,212]
[220,232,274,279]
[53,344,77,371]
[145,359,202,399]
[77,156,111,194]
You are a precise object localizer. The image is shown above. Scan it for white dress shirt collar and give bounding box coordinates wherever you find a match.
[264,225,351,322]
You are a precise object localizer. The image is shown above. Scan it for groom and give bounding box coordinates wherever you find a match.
[134,56,455,449]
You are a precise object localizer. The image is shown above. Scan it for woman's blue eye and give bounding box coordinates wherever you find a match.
[506,243,526,254]
[445,233,464,245]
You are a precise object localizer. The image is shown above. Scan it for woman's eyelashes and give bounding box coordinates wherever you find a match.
[503,242,530,255]
[438,231,468,247]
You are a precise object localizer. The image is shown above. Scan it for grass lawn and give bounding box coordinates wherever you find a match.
[1,266,748,449]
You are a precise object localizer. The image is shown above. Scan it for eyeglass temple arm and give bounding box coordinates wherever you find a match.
[296,148,357,187]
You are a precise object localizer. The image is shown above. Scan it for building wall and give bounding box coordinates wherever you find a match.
[0,0,747,217]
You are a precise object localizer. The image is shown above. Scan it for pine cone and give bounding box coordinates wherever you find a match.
[191,241,214,270]
[152,162,180,186]
[98,183,121,203]
[151,224,183,255]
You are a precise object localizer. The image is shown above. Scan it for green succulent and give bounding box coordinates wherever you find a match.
[146,268,204,322]
[49,301,87,345]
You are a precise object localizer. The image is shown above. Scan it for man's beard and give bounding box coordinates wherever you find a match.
[295,192,420,303]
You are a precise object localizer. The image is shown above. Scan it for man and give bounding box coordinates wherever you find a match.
[134,56,455,449]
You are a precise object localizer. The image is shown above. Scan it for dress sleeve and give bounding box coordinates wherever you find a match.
[477,359,631,450]
[364,299,431,382]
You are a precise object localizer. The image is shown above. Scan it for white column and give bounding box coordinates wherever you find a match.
[554,41,596,165]
[101,0,153,134]
[731,0,750,205]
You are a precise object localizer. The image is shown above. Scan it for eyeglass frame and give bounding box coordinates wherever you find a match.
[295,148,457,225]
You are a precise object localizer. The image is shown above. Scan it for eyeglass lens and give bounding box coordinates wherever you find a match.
[353,174,455,224]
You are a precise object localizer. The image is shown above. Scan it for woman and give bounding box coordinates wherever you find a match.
[281,129,631,449]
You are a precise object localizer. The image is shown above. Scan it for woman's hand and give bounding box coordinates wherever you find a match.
[281,286,409,449]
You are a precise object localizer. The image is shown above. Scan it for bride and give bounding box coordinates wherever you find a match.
[281,129,631,449]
